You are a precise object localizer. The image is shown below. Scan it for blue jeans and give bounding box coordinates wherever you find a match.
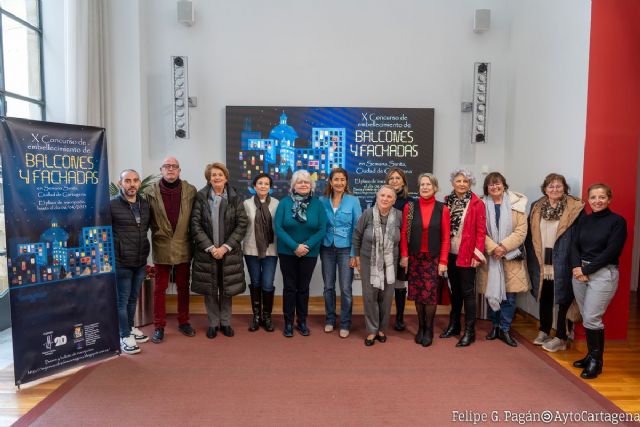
[320,245,353,330]
[115,265,147,338]
[244,255,277,292]
[488,292,517,332]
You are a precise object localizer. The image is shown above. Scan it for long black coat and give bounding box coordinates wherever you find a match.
[190,184,248,296]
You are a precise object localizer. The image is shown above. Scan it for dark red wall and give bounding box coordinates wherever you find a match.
[581,0,640,339]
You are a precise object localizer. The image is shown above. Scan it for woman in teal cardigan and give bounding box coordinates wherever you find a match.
[274,169,327,337]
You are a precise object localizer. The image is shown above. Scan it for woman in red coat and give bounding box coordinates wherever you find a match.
[440,169,487,347]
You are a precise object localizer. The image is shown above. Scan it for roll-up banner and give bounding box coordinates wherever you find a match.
[0,117,119,386]
[226,107,434,205]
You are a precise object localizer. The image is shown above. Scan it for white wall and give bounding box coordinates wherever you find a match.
[43,0,591,300]
[504,2,591,314]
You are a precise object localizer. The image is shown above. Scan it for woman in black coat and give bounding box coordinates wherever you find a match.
[191,162,248,339]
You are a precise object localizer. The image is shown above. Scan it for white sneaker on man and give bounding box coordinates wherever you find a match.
[131,327,149,343]
[120,335,141,354]
[542,337,567,352]
[533,331,551,345]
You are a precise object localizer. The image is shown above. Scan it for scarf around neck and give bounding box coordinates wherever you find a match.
[370,206,398,290]
[484,193,515,311]
[253,195,274,258]
[208,186,228,247]
[540,194,567,221]
[291,191,313,223]
[447,190,472,238]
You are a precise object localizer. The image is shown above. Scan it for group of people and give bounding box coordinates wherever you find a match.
[110,160,626,380]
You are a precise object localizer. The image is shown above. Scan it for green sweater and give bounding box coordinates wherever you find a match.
[274,196,327,257]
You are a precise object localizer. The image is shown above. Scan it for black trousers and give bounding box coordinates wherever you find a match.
[279,254,318,324]
[539,279,571,339]
[447,253,477,326]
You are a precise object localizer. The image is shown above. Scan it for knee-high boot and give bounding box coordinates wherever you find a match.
[581,328,604,379]
[248,287,261,332]
[415,303,426,344]
[422,304,437,347]
[440,311,461,338]
[394,288,407,331]
[262,290,275,332]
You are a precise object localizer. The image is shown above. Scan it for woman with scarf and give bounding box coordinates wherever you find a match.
[382,167,414,331]
[320,168,362,338]
[476,172,529,347]
[399,173,450,347]
[525,173,584,352]
[570,183,627,379]
[274,170,327,338]
[353,185,402,346]
[191,163,248,339]
[440,169,486,347]
[243,173,279,332]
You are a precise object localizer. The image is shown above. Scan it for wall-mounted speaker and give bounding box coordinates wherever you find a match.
[474,9,490,33]
[472,62,490,144]
[177,1,194,27]
[172,56,189,139]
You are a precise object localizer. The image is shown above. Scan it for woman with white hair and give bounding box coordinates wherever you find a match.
[353,185,402,346]
[440,168,487,347]
[274,170,327,337]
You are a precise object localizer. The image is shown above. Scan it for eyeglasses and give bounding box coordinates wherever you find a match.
[488,183,503,188]
[162,164,180,170]
[546,185,564,190]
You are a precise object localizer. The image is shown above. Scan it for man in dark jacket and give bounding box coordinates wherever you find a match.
[142,157,197,343]
[111,169,151,355]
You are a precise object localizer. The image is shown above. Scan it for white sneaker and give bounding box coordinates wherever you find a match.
[131,327,149,343]
[339,329,350,338]
[120,336,141,354]
[324,324,334,333]
[542,337,567,352]
[533,331,551,345]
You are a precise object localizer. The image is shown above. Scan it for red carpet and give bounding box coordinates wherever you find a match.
[14,315,633,426]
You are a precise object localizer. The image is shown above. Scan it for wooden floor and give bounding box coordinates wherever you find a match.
[1,293,638,425]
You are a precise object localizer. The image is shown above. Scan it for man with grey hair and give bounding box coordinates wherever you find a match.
[142,156,197,343]
[110,169,151,355]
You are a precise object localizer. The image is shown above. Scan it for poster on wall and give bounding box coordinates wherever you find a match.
[0,117,119,386]
[226,106,434,206]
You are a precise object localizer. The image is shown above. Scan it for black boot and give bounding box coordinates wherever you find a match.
[456,321,475,347]
[486,326,499,340]
[415,303,426,344]
[248,287,261,332]
[421,304,437,347]
[440,312,461,338]
[581,328,603,379]
[262,290,275,332]
[394,288,407,331]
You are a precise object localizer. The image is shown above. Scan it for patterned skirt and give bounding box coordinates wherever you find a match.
[407,252,440,305]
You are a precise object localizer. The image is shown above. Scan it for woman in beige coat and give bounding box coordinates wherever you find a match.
[477,172,529,347]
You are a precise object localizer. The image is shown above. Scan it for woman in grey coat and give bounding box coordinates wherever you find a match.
[191,162,248,339]
[353,185,402,346]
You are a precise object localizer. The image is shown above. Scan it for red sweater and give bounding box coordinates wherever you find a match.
[400,196,451,265]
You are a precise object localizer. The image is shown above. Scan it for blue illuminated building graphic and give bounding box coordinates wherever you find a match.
[8,218,115,287]
[237,111,346,182]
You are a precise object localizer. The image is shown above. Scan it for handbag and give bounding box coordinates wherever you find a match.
[566,299,582,324]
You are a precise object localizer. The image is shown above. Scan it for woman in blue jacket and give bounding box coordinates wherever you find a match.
[320,168,362,338]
